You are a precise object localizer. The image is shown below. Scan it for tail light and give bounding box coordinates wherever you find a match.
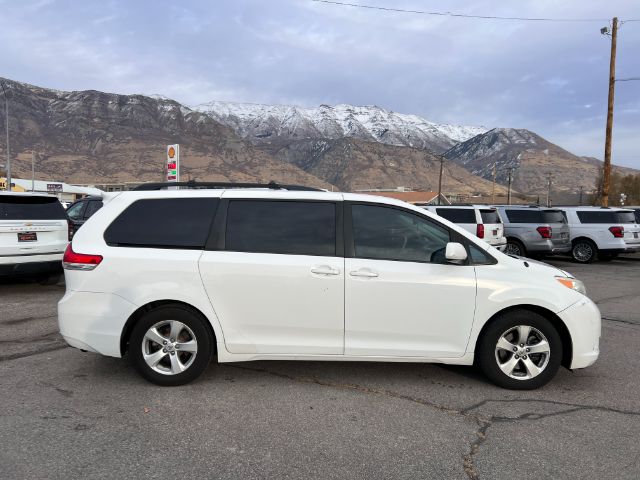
[62,244,103,271]
[476,224,485,239]
[537,226,552,239]
[609,226,624,238]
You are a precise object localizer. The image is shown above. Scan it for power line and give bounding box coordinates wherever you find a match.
[311,0,612,22]
[616,77,640,82]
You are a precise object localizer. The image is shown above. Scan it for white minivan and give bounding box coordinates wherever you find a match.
[58,183,600,389]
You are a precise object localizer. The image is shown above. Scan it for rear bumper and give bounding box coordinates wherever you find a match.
[487,238,507,251]
[0,256,63,277]
[58,290,137,358]
[623,244,640,253]
[557,297,601,370]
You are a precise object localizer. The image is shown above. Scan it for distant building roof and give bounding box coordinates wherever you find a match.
[9,178,103,196]
[362,190,450,205]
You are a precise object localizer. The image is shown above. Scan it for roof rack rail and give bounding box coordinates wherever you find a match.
[132,180,324,192]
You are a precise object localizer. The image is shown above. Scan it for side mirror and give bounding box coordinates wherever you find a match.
[445,242,468,264]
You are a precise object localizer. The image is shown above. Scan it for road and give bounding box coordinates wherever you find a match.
[1,255,639,479]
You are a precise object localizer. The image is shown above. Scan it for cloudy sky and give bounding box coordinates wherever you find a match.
[2,0,639,168]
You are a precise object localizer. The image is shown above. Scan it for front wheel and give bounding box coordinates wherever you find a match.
[129,306,215,386]
[477,310,562,389]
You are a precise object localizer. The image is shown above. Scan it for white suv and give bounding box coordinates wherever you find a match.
[0,191,68,282]
[559,207,640,263]
[421,205,507,251]
[58,182,601,389]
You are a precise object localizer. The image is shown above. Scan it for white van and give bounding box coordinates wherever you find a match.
[58,183,600,390]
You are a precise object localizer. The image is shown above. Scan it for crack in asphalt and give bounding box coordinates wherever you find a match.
[602,316,640,326]
[0,343,68,362]
[0,314,57,326]
[227,364,640,480]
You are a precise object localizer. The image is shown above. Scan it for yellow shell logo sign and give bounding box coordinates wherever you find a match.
[168,146,176,158]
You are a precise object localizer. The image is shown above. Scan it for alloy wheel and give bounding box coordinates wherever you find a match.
[573,242,593,262]
[494,325,551,380]
[142,320,198,375]
[504,242,522,256]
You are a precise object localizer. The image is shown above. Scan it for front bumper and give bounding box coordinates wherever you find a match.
[557,297,601,369]
[58,290,137,357]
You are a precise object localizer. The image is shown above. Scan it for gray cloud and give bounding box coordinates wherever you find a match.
[1,0,638,168]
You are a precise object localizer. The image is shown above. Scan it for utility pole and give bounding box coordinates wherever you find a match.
[506,167,514,205]
[601,17,618,207]
[491,162,497,204]
[437,155,444,206]
[546,172,552,207]
[1,82,9,191]
[31,151,35,191]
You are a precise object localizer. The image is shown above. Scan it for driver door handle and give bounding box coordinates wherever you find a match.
[349,269,379,278]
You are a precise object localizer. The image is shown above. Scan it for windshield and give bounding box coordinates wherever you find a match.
[543,210,566,223]
[0,195,67,220]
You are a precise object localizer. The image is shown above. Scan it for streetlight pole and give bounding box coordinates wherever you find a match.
[437,155,444,206]
[506,167,514,205]
[1,82,10,191]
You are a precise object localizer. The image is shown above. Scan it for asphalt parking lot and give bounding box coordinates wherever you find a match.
[1,255,639,480]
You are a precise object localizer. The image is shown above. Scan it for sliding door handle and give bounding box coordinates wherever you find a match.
[311,266,341,276]
[349,269,379,278]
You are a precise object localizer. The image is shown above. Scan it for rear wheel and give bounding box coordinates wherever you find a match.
[572,239,597,263]
[129,306,214,386]
[504,239,526,257]
[477,310,562,390]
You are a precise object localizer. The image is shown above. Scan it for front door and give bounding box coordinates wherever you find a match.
[345,203,477,358]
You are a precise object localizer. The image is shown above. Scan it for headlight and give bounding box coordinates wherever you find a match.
[556,277,587,295]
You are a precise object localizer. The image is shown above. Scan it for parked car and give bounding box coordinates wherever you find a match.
[58,182,600,390]
[558,206,640,263]
[66,195,103,239]
[493,206,572,258]
[627,206,640,224]
[421,205,506,251]
[0,191,68,282]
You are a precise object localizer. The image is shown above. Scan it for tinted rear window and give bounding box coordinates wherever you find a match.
[480,209,501,224]
[576,211,618,224]
[435,208,476,223]
[104,198,218,248]
[226,200,336,256]
[543,210,566,223]
[0,195,66,220]
[505,209,544,223]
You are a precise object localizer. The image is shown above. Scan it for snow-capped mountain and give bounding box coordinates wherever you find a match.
[194,101,487,153]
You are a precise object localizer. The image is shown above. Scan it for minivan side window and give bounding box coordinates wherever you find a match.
[436,208,476,223]
[352,204,450,263]
[104,198,218,248]
[225,200,336,256]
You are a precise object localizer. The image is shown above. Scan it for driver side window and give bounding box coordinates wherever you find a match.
[351,204,450,263]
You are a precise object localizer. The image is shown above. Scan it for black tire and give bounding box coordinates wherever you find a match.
[477,309,562,390]
[505,238,527,257]
[571,239,597,263]
[129,305,215,386]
